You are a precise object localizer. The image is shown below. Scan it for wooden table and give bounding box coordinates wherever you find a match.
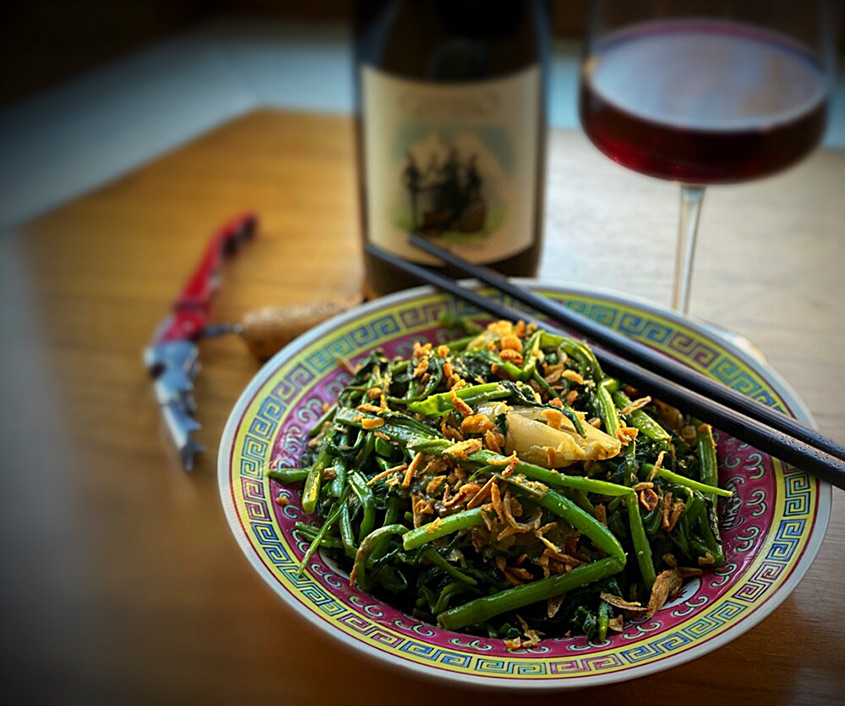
[1,110,842,705]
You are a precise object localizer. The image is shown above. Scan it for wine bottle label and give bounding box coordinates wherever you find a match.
[361,64,541,265]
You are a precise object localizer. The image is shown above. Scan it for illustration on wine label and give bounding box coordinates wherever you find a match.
[396,131,502,239]
[362,64,540,265]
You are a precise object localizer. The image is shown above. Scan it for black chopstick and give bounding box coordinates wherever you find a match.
[365,242,845,491]
[410,232,845,465]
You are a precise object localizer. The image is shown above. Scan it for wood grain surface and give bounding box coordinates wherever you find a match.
[0,110,842,705]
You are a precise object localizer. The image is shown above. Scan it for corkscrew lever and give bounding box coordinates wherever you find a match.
[144,213,257,470]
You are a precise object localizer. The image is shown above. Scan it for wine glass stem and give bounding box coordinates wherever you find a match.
[672,185,706,314]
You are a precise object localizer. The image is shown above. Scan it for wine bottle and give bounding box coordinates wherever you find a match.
[354,0,550,296]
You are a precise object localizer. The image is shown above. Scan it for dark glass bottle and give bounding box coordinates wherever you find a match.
[354,0,550,296]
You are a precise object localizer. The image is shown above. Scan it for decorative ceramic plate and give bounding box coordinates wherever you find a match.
[219,283,830,689]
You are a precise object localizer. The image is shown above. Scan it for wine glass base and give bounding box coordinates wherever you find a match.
[698,320,769,365]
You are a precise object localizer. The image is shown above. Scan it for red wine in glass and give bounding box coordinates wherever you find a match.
[579,20,829,185]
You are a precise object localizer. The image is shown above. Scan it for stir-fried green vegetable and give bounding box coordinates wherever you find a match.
[275,319,731,647]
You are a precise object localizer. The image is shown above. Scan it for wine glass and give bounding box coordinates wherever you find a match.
[579,0,836,317]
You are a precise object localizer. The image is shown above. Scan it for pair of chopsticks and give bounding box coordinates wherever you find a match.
[364,236,845,491]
